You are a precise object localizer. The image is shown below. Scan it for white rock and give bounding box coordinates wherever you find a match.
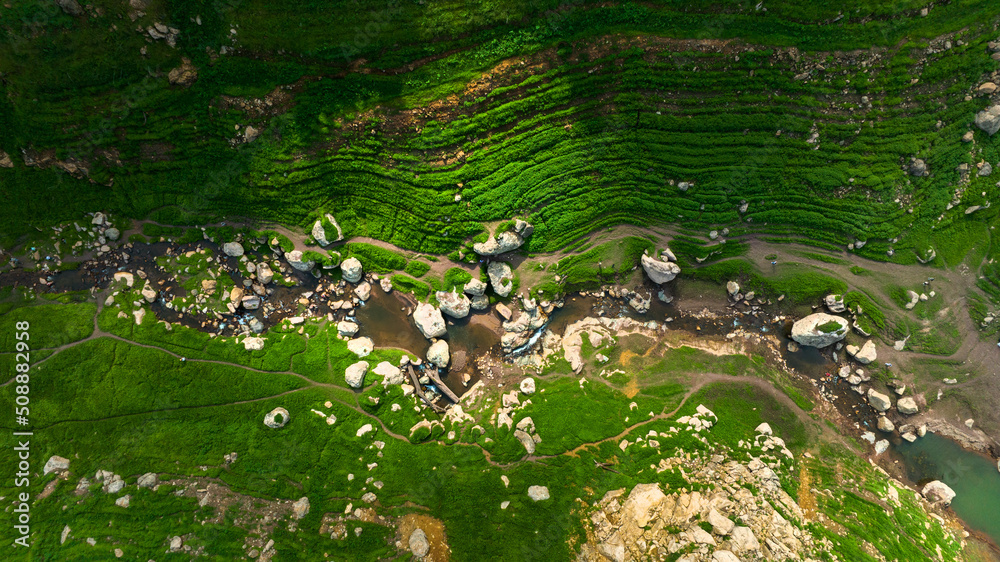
[520,377,536,395]
[527,485,550,501]
[345,361,369,388]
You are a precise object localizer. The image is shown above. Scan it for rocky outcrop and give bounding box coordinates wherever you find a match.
[413,303,447,339]
[436,290,471,318]
[345,361,369,388]
[641,254,681,284]
[921,480,956,506]
[285,250,315,272]
[474,231,525,255]
[264,407,289,428]
[487,261,513,297]
[341,257,363,283]
[975,105,1000,136]
[426,339,450,368]
[790,313,848,348]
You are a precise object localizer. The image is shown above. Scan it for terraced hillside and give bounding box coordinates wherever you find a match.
[2,1,999,262]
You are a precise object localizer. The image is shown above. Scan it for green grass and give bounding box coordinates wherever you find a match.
[403,260,431,278]
[390,274,432,300]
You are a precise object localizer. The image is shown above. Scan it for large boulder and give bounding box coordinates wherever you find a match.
[409,529,430,558]
[341,257,363,283]
[413,303,447,339]
[641,254,681,284]
[222,242,244,257]
[975,105,1000,136]
[867,389,892,412]
[337,321,359,337]
[292,497,310,519]
[345,361,369,388]
[264,407,289,428]
[897,397,919,415]
[473,231,524,255]
[922,480,956,505]
[436,291,471,318]
[790,313,848,348]
[487,261,513,297]
[243,337,265,351]
[848,340,877,364]
[347,337,374,357]
[426,339,450,368]
[463,278,486,296]
[527,485,550,501]
[285,250,315,272]
[312,220,330,246]
[373,361,404,385]
[257,263,274,284]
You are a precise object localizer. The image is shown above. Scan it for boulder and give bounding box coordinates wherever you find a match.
[470,294,489,311]
[867,389,892,412]
[141,284,157,303]
[426,339,450,368]
[243,337,265,351]
[137,473,157,488]
[413,303,447,339]
[754,423,772,435]
[980,162,994,177]
[980,82,999,94]
[640,254,681,284]
[437,290,471,318]
[115,495,131,508]
[976,105,1000,136]
[909,159,929,177]
[473,231,524,255]
[264,407,289,428]
[167,58,198,86]
[373,361,404,385]
[897,397,919,415]
[257,263,274,284]
[487,261,513,297]
[730,526,760,553]
[520,377,536,395]
[241,295,261,310]
[284,250,315,272]
[726,281,740,296]
[409,529,430,558]
[222,242,244,257]
[105,228,120,241]
[354,282,371,301]
[790,313,848,348]
[43,456,70,475]
[853,340,877,364]
[345,361,369,388]
[824,294,845,313]
[312,220,330,246]
[292,497,310,519]
[875,439,889,454]
[527,485,550,501]
[921,480,956,505]
[341,257,363,283]
[56,0,83,16]
[708,508,735,535]
[347,337,374,357]
[247,318,264,333]
[514,429,535,454]
[464,278,486,296]
[877,416,895,433]
[621,483,666,527]
[337,321,359,337]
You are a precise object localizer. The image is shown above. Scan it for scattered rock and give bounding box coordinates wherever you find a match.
[708,508,735,535]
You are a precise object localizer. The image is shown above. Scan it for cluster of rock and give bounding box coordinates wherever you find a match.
[579,455,819,562]
[500,296,550,353]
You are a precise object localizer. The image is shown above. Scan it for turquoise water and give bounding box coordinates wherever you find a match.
[895,433,1000,546]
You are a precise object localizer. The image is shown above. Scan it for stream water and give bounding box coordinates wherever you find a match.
[894,433,1000,547]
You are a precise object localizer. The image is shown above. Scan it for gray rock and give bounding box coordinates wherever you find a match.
[413,303,447,339]
[436,290,471,318]
[640,254,681,284]
[426,340,450,368]
[341,257,363,283]
[264,407,289,428]
[257,263,274,284]
[487,261,513,297]
[137,473,157,488]
[730,526,760,552]
[105,228,120,241]
[520,377,536,395]
[354,282,371,301]
[909,159,929,177]
[56,0,83,16]
[242,295,261,310]
[409,529,430,558]
[470,294,489,311]
[292,496,310,519]
[43,456,70,475]
[514,429,536,454]
[337,321,359,337]
[115,495,130,508]
[141,284,157,303]
[726,281,740,296]
[347,337,373,357]
[311,220,329,246]
[877,416,895,433]
[248,317,264,333]
[373,361,404,385]
[979,162,993,177]
[222,242,244,257]
[790,313,848,348]
[975,105,1000,135]
[345,361,369,388]
[875,439,889,454]
[824,294,845,313]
